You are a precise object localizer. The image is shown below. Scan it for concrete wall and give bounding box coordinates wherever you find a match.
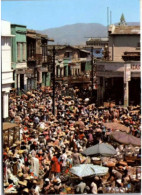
[2,20,14,120]
[109,35,140,62]
[11,25,27,65]
[57,49,80,60]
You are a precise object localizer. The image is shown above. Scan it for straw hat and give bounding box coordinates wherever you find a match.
[18,180,27,186]
[15,141,21,145]
[33,180,37,184]
[116,179,122,184]
[59,132,66,137]
[23,188,29,193]
[11,144,17,148]
[69,127,75,131]
[25,175,32,180]
[4,182,9,187]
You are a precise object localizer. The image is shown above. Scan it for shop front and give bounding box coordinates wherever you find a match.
[96,62,140,106]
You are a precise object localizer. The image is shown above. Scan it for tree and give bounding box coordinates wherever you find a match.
[119,13,127,26]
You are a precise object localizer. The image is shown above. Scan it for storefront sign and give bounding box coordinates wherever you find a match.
[16,69,25,74]
[131,64,140,70]
[96,65,105,71]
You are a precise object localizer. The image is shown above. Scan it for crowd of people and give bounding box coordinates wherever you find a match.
[3,85,141,194]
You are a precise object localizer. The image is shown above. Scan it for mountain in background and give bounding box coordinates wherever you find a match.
[37,22,140,45]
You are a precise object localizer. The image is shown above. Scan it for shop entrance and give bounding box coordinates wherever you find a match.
[20,74,24,90]
[129,78,140,105]
[104,77,124,105]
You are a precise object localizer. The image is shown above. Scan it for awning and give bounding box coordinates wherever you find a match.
[3,122,19,131]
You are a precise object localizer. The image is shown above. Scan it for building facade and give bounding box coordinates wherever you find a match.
[11,24,27,93]
[54,45,91,86]
[85,37,109,59]
[96,24,140,106]
[27,30,52,90]
[2,20,15,121]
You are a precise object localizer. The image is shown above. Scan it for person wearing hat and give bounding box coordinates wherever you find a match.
[51,152,61,179]
[91,181,98,194]
[53,178,62,194]
[22,188,29,195]
[60,149,67,173]
[42,178,53,194]
[17,180,27,194]
[75,182,87,194]
[72,149,81,166]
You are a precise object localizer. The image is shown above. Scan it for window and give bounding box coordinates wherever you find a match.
[95,50,101,54]
[64,52,70,58]
[22,43,26,61]
[137,42,140,47]
[17,42,21,62]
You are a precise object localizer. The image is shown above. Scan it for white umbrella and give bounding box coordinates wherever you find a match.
[82,143,117,157]
[70,164,108,177]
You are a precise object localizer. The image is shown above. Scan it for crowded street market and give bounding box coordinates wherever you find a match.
[3,85,141,194]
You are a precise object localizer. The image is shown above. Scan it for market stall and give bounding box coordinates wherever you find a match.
[3,122,19,147]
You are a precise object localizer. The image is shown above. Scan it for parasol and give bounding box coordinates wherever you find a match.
[70,164,108,177]
[111,131,141,146]
[103,122,130,133]
[82,143,116,157]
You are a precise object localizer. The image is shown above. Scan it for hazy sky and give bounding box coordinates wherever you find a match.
[1,0,140,30]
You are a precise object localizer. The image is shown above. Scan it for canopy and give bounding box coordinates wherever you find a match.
[70,164,108,177]
[82,143,116,157]
[3,122,19,131]
[103,122,130,133]
[111,131,141,146]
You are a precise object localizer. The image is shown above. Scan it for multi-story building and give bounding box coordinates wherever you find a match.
[85,37,109,59]
[26,29,53,90]
[54,45,91,87]
[96,24,140,106]
[2,20,15,121]
[11,24,27,93]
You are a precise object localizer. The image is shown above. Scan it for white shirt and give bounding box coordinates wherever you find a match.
[62,153,67,167]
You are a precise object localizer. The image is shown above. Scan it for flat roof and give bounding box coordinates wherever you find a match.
[109,25,140,35]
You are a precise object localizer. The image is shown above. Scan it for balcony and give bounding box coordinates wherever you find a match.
[28,54,50,65]
[122,51,140,61]
[68,75,90,84]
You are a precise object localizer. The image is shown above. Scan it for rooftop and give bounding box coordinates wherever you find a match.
[87,37,108,41]
[11,24,27,28]
[109,25,140,35]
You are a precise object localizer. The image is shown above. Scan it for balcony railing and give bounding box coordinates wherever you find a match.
[28,54,51,65]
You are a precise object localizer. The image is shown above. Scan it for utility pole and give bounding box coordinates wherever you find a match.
[52,46,56,115]
[91,46,94,97]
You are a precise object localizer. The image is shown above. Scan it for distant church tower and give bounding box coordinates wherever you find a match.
[119,13,127,26]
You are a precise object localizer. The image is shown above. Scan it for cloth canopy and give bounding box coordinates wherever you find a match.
[103,122,130,133]
[111,131,141,146]
[70,164,108,177]
[82,143,116,157]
